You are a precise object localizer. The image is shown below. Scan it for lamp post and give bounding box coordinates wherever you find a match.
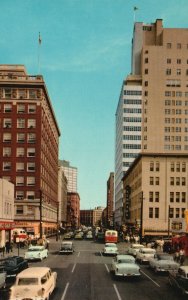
[168,205,170,238]
[139,191,144,244]
[39,189,43,239]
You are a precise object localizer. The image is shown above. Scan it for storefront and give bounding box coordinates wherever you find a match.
[14,221,57,237]
[0,221,15,251]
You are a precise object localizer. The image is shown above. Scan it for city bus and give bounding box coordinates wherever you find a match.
[105,230,118,243]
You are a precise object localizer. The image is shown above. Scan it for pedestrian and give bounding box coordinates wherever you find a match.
[5,240,11,254]
[174,250,180,263]
[179,249,185,265]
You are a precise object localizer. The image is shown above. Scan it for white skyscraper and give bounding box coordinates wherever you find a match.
[59,160,77,193]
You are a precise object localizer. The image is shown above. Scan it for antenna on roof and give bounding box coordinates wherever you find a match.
[38,32,42,74]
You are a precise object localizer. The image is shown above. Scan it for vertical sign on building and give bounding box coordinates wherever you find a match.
[125,185,131,219]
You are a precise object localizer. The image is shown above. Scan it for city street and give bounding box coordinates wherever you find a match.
[0,238,186,300]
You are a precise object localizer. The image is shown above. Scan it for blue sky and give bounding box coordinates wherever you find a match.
[1,0,188,209]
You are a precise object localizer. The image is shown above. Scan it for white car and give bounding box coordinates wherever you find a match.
[59,241,74,254]
[149,253,180,273]
[127,244,145,256]
[25,245,48,261]
[103,243,118,256]
[136,247,156,263]
[111,254,141,278]
[9,267,57,300]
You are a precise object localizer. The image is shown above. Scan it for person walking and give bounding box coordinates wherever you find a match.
[179,249,185,265]
[5,240,11,254]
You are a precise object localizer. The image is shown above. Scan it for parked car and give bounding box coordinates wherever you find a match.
[0,256,28,280]
[110,254,141,278]
[64,232,73,240]
[85,231,93,239]
[9,267,57,300]
[136,247,156,264]
[127,244,145,256]
[25,245,48,261]
[0,266,6,289]
[74,232,83,240]
[168,266,188,295]
[103,243,118,256]
[59,241,74,254]
[149,253,180,273]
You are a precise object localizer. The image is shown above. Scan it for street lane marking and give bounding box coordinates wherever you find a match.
[77,251,80,257]
[113,284,122,300]
[71,263,76,273]
[61,282,69,300]
[105,264,110,273]
[141,270,160,287]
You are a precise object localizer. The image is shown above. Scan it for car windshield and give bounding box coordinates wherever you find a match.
[18,278,38,285]
[62,244,72,249]
[106,244,116,248]
[118,259,134,263]
[28,248,42,252]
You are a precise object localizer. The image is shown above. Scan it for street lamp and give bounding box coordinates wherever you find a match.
[139,191,144,244]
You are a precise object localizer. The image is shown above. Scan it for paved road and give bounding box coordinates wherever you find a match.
[0,238,186,300]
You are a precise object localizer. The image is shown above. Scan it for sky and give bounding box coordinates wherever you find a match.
[1,0,188,209]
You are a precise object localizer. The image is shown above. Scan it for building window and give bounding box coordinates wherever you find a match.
[176,192,180,202]
[145,69,148,74]
[26,191,35,200]
[156,162,160,171]
[27,162,35,172]
[155,208,159,218]
[155,192,159,202]
[149,207,153,218]
[17,133,25,143]
[29,89,37,99]
[4,104,12,113]
[149,191,153,202]
[150,162,154,171]
[3,118,12,128]
[3,162,11,171]
[167,58,171,64]
[17,119,25,129]
[170,192,174,202]
[18,89,27,99]
[28,119,36,128]
[27,176,35,186]
[16,147,25,157]
[176,177,180,185]
[167,43,172,49]
[176,208,180,218]
[27,148,35,157]
[182,208,186,218]
[155,177,159,185]
[27,133,36,143]
[176,163,180,172]
[150,177,154,185]
[28,104,36,113]
[182,162,186,172]
[16,205,23,215]
[3,133,11,143]
[4,88,12,99]
[3,147,11,157]
[16,176,24,186]
[17,104,25,113]
[182,192,186,203]
[166,69,171,75]
[177,69,181,75]
[16,191,24,200]
[170,177,174,185]
[182,177,186,186]
[16,162,24,172]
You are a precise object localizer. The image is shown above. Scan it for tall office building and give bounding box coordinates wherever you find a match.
[0,65,60,236]
[115,19,188,225]
[59,160,77,193]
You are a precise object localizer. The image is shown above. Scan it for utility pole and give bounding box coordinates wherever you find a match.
[39,189,43,239]
[139,191,144,244]
[168,205,170,238]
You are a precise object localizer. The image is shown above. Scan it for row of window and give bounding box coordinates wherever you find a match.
[3,147,35,157]
[165,91,188,97]
[124,117,142,123]
[166,43,185,49]
[166,69,188,76]
[124,108,142,113]
[165,100,188,106]
[1,103,36,113]
[3,133,36,143]
[16,190,35,200]
[150,161,186,172]
[123,144,141,149]
[166,58,188,64]
[123,126,141,131]
[0,88,41,100]
[124,90,142,96]
[4,176,36,186]
[3,118,36,128]
[3,162,35,172]
[123,153,138,158]
[165,119,188,126]
[165,109,188,114]
[164,144,188,150]
[123,99,142,105]
[149,191,186,203]
[149,207,186,219]
[149,176,186,186]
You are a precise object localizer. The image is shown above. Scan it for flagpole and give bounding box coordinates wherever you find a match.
[38,32,42,75]
[133,7,138,23]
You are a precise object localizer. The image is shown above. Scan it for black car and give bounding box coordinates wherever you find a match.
[0,256,28,280]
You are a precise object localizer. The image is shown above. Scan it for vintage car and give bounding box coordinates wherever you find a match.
[74,232,83,239]
[0,266,6,289]
[24,245,48,261]
[110,254,141,278]
[0,256,28,280]
[149,253,180,273]
[127,244,145,256]
[85,231,93,239]
[103,243,118,256]
[9,267,57,300]
[59,241,74,254]
[136,247,156,264]
[63,232,73,240]
[168,266,188,295]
